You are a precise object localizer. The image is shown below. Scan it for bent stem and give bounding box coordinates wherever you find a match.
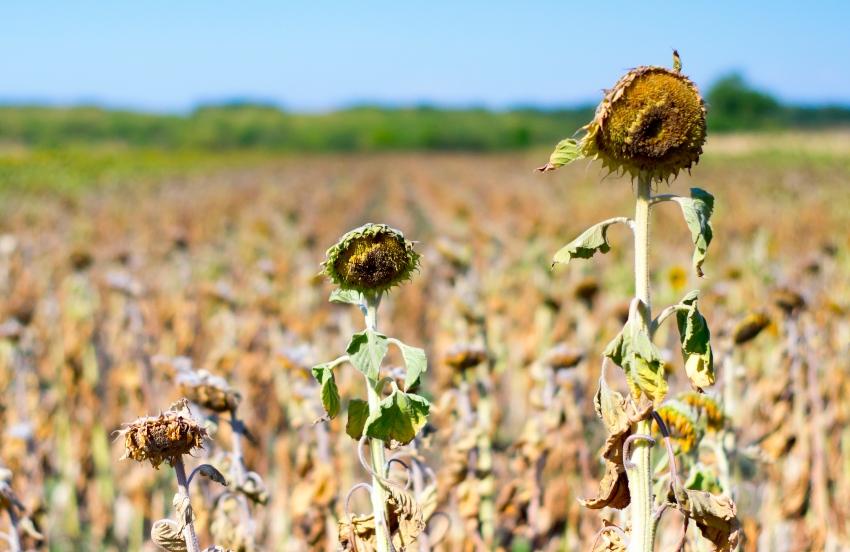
[173,457,201,552]
[628,175,656,552]
[364,293,391,552]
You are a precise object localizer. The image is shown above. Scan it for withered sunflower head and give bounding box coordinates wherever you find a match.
[539,52,706,182]
[119,404,207,468]
[444,343,488,372]
[177,370,241,413]
[322,223,420,294]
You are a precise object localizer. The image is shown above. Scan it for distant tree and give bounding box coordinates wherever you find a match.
[707,73,784,131]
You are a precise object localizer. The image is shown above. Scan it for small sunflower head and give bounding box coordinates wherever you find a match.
[120,403,207,468]
[678,391,725,432]
[444,343,488,372]
[177,370,241,413]
[539,52,706,182]
[322,223,420,294]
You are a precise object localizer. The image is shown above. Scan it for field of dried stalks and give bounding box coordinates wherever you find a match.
[1,133,849,551]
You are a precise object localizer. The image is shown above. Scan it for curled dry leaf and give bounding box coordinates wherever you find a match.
[151,518,188,552]
[338,486,425,551]
[580,376,651,510]
[675,488,740,552]
[592,520,628,552]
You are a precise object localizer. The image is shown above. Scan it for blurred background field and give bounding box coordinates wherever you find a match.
[3,1,850,551]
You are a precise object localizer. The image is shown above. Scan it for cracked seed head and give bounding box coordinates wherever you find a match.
[119,405,207,468]
[581,56,706,182]
[323,223,420,294]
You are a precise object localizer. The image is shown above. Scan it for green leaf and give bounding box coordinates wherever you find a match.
[364,389,430,446]
[676,290,715,389]
[311,364,341,419]
[604,321,668,404]
[536,138,585,172]
[673,188,714,277]
[552,217,628,266]
[391,339,427,391]
[346,399,369,440]
[329,288,362,305]
[347,330,388,380]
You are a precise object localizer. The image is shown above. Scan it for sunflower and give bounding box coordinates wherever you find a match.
[322,223,420,294]
[538,51,706,182]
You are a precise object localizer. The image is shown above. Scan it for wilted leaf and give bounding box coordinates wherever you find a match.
[592,520,628,552]
[151,519,187,552]
[391,339,427,391]
[330,288,362,305]
[673,188,714,277]
[676,489,740,552]
[604,321,668,404]
[193,464,228,487]
[553,218,628,266]
[676,290,715,389]
[346,399,369,440]
[579,459,630,510]
[387,486,426,548]
[338,486,425,550]
[364,388,430,446]
[347,330,389,380]
[536,137,584,172]
[311,363,341,419]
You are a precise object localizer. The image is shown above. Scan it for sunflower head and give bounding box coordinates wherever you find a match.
[539,52,706,182]
[120,403,207,468]
[177,370,241,413]
[322,223,420,294]
[444,343,488,372]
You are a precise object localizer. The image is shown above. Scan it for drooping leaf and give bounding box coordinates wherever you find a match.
[311,364,341,419]
[604,321,668,404]
[675,489,740,552]
[364,388,430,446]
[676,290,715,389]
[579,458,630,510]
[553,217,628,266]
[536,137,585,172]
[329,288,362,305]
[391,339,427,391]
[151,519,187,552]
[193,464,228,487]
[346,330,388,380]
[346,399,369,440]
[594,376,630,438]
[673,188,714,277]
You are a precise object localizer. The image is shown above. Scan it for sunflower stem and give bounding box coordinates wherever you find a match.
[364,293,392,552]
[628,175,656,552]
[173,457,201,552]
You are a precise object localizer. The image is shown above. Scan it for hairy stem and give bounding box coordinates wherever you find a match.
[628,175,655,552]
[173,457,201,552]
[4,507,22,552]
[364,293,391,552]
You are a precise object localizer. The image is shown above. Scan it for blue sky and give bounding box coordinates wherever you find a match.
[2,1,849,112]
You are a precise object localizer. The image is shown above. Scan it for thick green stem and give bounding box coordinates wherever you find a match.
[364,294,391,552]
[628,176,655,552]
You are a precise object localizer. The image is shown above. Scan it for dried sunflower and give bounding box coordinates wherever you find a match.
[120,404,208,468]
[322,223,420,294]
[539,51,706,182]
[444,343,488,372]
[177,370,241,413]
